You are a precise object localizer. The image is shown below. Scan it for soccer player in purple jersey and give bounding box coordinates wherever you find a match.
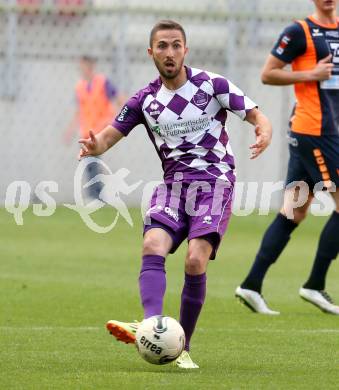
[78,20,272,368]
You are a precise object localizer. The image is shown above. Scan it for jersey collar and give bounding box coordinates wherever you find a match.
[308,15,339,29]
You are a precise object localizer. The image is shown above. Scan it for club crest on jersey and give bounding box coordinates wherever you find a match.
[193,91,208,107]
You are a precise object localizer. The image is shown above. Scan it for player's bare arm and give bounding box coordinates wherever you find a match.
[78,126,123,160]
[261,53,334,85]
[245,108,272,159]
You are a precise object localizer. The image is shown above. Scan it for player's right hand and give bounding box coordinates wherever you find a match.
[311,54,334,81]
[78,130,100,160]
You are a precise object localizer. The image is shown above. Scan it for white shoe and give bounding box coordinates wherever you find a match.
[235,286,280,315]
[299,288,339,315]
[175,350,199,369]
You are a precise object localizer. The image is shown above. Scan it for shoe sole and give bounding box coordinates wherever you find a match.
[235,294,257,313]
[300,295,338,315]
[106,322,136,344]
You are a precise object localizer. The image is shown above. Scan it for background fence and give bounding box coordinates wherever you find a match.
[0,0,317,208]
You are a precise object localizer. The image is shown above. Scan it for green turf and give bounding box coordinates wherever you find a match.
[0,207,338,389]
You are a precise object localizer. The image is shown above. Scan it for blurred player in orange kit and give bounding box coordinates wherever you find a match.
[64,55,123,198]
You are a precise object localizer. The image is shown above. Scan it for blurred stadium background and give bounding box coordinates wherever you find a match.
[2,2,339,388]
[0,0,317,207]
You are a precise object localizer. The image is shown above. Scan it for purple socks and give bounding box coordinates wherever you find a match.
[139,255,166,318]
[139,256,206,351]
[180,272,207,351]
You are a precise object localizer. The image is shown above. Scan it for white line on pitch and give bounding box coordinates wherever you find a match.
[0,326,101,331]
[199,328,339,334]
[0,326,338,334]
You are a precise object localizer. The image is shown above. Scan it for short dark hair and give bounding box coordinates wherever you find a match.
[149,20,186,47]
[80,55,96,64]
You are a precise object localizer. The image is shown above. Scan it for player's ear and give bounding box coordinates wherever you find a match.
[147,47,153,57]
[184,46,189,56]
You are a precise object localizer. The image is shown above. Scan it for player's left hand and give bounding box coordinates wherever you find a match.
[249,123,272,159]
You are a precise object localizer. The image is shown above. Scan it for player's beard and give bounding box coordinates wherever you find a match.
[153,56,184,80]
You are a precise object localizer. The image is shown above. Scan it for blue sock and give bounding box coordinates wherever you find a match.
[303,211,339,290]
[241,213,298,293]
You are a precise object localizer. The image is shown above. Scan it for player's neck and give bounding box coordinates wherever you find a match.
[312,9,337,26]
[161,67,187,91]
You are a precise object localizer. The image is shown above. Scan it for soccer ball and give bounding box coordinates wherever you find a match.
[135,315,185,365]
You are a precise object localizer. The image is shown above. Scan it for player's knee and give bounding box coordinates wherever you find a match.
[331,191,339,212]
[185,251,206,275]
[142,235,167,256]
[293,208,308,223]
[280,207,307,224]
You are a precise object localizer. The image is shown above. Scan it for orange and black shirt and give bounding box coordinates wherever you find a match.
[272,16,339,137]
[75,74,117,138]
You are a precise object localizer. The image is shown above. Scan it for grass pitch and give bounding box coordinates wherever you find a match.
[0,207,338,389]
